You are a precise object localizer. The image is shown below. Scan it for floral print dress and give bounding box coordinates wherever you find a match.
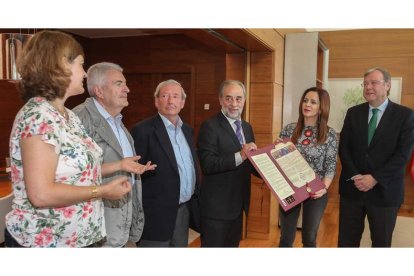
[6,97,105,247]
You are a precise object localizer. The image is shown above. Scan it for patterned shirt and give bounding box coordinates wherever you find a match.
[6,97,105,247]
[279,123,338,179]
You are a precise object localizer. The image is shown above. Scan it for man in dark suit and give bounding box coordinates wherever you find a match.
[130,79,199,247]
[338,67,414,247]
[197,80,258,247]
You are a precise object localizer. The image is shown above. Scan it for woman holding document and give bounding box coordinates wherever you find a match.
[278,87,338,247]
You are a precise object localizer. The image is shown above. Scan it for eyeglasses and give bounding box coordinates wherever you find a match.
[361,80,385,87]
[301,129,313,146]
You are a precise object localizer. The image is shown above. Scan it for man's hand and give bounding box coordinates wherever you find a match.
[353,174,378,192]
[240,142,258,160]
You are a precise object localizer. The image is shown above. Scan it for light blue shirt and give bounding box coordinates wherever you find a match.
[93,98,135,184]
[159,113,196,204]
[368,98,389,127]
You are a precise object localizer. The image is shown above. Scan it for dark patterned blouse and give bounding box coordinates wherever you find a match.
[279,123,338,180]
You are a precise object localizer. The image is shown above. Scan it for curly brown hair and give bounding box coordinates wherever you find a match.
[17,30,84,102]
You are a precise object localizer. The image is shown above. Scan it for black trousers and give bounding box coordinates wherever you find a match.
[200,213,243,247]
[4,228,24,247]
[338,196,399,247]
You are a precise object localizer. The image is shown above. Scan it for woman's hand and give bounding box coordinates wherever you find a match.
[100,176,132,200]
[120,156,157,174]
[310,187,328,199]
[274,137,284,143]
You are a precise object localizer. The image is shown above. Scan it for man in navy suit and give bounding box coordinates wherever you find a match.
[197,80,258,247]
[338,67,414,247]
[131,80,199,247]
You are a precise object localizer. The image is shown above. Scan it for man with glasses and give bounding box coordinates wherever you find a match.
[197,80,258,247]
[338,67,414,247]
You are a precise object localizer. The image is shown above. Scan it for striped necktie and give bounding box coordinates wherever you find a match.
[234,120,244,145]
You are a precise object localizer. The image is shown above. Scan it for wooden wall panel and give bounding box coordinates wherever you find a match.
[272,84,283,137]
[194,64,217,94]
[249,83,273,134]
[402,94,414,108]
[83,34,227,133]
[244,29,285,240]
[407,57,414,95]
[225,53,246,82]
[250,52,274,83]
[328,57,409,78]
[320,29,414,60]
[247,179,271,234]
[254,133,274,148]
[0,81,23,167]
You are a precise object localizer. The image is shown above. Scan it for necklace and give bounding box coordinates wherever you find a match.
[61,109,69,120]
[48,101,68,120]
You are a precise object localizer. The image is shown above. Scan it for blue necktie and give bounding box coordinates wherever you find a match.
[368,108,379,145]
[234,120,244,145]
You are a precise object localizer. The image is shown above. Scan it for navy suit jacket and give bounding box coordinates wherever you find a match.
[197,112,257,220]
[339,100,414,207]
[131,114,199,241]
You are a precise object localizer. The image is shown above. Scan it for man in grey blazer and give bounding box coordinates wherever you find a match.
[338,67,414,247]
[73,62,155,247]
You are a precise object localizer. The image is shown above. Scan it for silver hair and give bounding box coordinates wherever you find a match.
[87,62,123,97]
[153,79,187,100]
[219,80,246,98]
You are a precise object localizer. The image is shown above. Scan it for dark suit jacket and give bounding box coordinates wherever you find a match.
[197,112,257,220]
[130,114,199,241]
[339,100,414,207]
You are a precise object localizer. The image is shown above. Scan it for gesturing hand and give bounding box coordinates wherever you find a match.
[120,156,157,174]
[102,176,132,200]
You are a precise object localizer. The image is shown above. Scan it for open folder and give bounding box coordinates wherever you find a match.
[246,139,325,211]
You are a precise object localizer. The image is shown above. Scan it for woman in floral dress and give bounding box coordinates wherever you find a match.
[4,30,149,247]
[278,87,338,247]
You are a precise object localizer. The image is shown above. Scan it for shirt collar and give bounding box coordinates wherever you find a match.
[369,98,389,113]
[158,113,183,128]
[221,110,241,125]
[93,98,123,121]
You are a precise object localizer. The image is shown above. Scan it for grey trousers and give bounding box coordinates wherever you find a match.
[138,202,190,247]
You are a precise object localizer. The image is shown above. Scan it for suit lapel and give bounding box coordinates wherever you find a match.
[356,103,370,148]
[153,115,179,173]
[369,100,394,148]
[217,112,242,148]
[85,99,124,158]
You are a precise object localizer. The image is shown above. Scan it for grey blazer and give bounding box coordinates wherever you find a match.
[73,97,144,247]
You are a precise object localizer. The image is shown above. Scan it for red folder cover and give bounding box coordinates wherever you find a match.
[246,139,325,211]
